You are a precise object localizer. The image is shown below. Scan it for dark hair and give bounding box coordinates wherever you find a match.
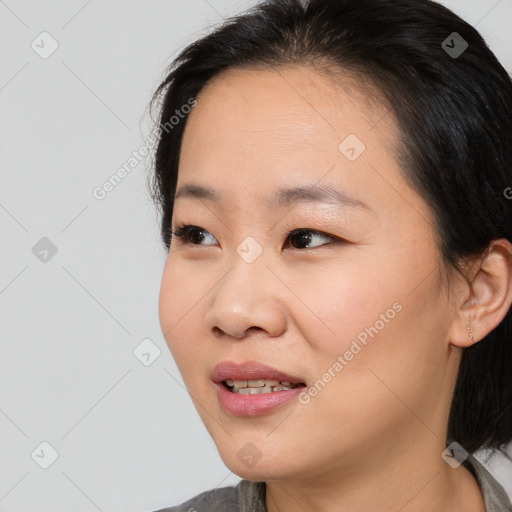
[148,0,512,455]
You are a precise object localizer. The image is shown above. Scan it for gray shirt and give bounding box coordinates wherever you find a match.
[154,453,511,511]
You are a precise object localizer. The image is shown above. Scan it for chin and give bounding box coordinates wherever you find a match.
[224,458,286,482]
[216,441,299,482]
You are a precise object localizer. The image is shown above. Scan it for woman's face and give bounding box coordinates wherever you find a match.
[159,65,461,481]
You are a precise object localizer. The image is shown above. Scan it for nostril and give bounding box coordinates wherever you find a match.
[242,326,264,337]
[212,326,264,339]
[233,327,261,339]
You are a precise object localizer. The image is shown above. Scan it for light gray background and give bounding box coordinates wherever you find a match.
[0,1,511,511]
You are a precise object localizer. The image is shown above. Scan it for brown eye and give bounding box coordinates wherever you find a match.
[170,225,218,245]
[286,229,341,249]
[170,225,343,249]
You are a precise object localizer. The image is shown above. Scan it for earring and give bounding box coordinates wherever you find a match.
[467,325,475,344]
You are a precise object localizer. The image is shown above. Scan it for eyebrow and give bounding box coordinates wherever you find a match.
[174,183,373,211]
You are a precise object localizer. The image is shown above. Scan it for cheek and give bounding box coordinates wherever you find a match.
[159,279,200,393]
[158,255,222,390]
[158,261,176,340]
[158,253,206,332]
[284,261,384,355]
[158,258,198,357]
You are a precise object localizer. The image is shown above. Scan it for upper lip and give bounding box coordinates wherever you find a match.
[211,360,306,384]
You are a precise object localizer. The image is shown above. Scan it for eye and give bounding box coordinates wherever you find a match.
[286,228,339,249]
[170,224,218,246]
[170,224,344,249]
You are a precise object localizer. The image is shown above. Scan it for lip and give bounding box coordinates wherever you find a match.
[211,361,307,416]
[215,382,305,416]
[211,360,305,384]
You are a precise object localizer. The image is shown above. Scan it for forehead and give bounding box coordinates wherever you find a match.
[175,64,413,216]
[182,64,391,145]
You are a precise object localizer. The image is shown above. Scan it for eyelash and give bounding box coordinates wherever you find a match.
[169,223,346,250]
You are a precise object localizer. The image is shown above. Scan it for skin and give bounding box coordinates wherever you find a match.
[158,64,512,512]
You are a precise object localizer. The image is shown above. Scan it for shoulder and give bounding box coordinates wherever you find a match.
[464,452,512,512]
[152,479,266,512]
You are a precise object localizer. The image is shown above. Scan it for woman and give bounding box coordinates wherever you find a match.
[148,0,512,510]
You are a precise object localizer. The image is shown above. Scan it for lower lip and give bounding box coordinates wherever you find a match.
[215,382,305,416]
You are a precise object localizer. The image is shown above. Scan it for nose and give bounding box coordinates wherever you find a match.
[204,253,288,341]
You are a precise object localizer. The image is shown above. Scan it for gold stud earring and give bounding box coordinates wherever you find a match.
[467,325,475,344]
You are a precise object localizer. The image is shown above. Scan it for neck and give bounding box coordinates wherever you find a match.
[264,436,486,512]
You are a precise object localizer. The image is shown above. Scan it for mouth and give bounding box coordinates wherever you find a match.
[211,360,307,393]
[211,361,307,416]
[222,378,305,394]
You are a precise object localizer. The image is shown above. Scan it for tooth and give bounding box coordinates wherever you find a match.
[230,383,299,394]
[225,379,234,386]
[237,387,262,395]
[233,380,248,387]
[281,381,292,387]
[247,379,266,387]
[273,385,294,391]
[265,379,280,386]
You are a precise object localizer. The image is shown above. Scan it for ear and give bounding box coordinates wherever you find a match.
[448,238,512,348]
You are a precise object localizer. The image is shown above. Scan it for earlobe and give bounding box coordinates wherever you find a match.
[466,324,475,345]
[449,238,512,349]
[448,312,479,348]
